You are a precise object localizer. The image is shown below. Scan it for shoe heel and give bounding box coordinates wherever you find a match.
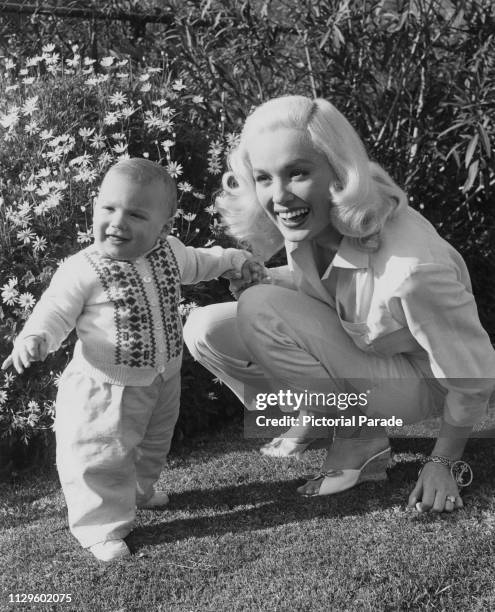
[357,451,390,484]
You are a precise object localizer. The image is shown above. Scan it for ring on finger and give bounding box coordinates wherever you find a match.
[445,495,456,504]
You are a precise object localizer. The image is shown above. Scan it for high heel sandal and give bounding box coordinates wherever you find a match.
[260,437,318,458]
[298,447,391,497]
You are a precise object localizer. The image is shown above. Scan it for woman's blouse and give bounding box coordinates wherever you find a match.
[270,206,495,427]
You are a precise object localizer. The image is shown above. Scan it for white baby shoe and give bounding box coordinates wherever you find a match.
[89,539,131,562]
[138,490,170,509]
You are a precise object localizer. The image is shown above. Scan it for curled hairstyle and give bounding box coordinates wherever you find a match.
[216,95,407,258]
[102,158,177,216]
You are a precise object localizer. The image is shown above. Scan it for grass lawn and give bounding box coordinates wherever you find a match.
[1,420,494,612]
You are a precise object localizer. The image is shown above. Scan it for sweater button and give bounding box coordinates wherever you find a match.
[157,366,165,373]
[143,276,152,283]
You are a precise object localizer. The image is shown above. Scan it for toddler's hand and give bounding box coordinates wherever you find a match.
[1,336,48,374]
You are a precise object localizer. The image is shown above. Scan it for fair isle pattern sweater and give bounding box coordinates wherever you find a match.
[17,235,248,385]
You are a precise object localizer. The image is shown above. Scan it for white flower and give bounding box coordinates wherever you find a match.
[77,228,93,244]
[148,67,161,74]
[100,56,115,67]
[0,390,7,405]
[110,132,125,141]
[109,91,127,106]
[152,99,168,107]
[45,53,60,66]
[73,168,98,183]
[193,192,206,200]
[166,161,183,178]
[112,142,128,154]
[4,58,15,70]
[21,96,39,116]
[84,57,97,66]
[139,73,150,82]
[0,108,20,129]
[42,43,56,53]
[40,129,54,140]
[204,204,216,215]
[18,292,36,310]
[85,77,99,86]
[178,181,193,192]
[6,84,19,93]
[28,399,39,411]
[25,121,40,135]
[23,77,36,85]
[17,228,36,244]
[1,278,19,306]
[104,112,119,126]
[66,55,81,68]
[89,134,106,149]
[32,236,48,253]
[69,153,92,167]
[79,127,95,139]
[140,82,152,93]
[172,79,186,91]
[192,95,204,104]
[182,213,197,222]
[19,68,28,76]
[116,72,129,79]
[208,159,223,175]
[161,140,174,151]
[120,106,136,119]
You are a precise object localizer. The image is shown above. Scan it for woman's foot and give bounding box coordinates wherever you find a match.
[260,415,333,458]
[297,429,390,496]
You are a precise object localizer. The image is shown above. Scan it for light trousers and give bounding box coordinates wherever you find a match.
[55,363,180,548]
[183,285,445,424]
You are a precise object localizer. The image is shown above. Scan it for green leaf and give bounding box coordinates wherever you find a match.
[465,133,479,169]
[478,124,491,159]
[463,159,480,193]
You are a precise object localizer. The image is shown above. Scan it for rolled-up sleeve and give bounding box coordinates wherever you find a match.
[397,263,495,426]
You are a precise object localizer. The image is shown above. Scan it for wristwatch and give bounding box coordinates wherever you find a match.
[420,455,473,488]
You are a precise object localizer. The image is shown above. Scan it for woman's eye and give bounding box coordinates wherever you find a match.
[290,169,307,178]
[103,206,114,212]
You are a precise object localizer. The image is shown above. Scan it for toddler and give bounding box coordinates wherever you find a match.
[2,158,264,562]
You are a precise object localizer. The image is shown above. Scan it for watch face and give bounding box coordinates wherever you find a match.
[451,460,474,488]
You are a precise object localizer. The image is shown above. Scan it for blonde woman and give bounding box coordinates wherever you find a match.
[184,95,495,512]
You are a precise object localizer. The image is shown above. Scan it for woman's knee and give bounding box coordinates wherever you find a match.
[183,302,237,362]
[183,306,213,361]
[237,284,287,342]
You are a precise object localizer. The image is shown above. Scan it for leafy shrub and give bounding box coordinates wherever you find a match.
[1,0,494,467]
[0,46,241,464]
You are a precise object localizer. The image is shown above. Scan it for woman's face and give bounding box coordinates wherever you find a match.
[247,127,337,243]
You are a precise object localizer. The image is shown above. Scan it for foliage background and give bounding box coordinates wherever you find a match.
[0,0,494,470]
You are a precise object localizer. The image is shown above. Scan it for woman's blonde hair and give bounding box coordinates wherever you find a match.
[216,95,407,258]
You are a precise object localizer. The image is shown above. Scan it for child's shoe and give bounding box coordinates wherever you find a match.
[89,539,130,562]
[138,490,170,509]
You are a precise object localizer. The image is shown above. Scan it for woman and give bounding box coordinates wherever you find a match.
[183,95,495,512]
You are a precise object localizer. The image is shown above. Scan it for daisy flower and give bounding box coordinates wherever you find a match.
[166,161,183,178]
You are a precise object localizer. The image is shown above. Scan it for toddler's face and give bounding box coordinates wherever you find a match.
[93,173,173,260]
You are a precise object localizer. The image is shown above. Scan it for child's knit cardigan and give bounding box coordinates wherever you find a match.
[16,236,248,385]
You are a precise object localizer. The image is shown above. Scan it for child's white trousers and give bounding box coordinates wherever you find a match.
[55,364,180,548]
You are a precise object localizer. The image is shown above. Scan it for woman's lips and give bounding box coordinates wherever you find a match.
[275,207,310,228]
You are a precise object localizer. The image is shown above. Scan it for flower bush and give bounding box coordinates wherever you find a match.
[0,44,240,462]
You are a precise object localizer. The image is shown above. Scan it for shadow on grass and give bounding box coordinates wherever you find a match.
[129,460,422,553]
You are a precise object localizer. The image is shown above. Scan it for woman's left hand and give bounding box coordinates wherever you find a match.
[407,462,463,513]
